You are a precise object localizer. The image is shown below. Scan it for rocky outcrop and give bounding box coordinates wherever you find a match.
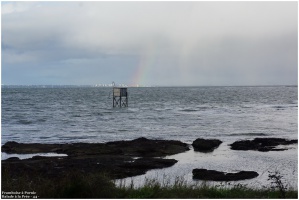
[2,137,189,157]
[192,138,222,152]
[230,138,298,152]
[2,137,189,180]
[3,155,177,180]
[192,168,258,181]
[105,137,190,157]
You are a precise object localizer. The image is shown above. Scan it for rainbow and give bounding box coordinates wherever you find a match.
[130,44,188,87]
[131,44,157,87]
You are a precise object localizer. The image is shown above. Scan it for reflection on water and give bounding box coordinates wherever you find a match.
[116,143,298,189]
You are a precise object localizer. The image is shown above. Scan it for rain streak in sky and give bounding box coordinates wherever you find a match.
[1,1,298,86]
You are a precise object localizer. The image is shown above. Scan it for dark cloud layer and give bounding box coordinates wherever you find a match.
[2,1,297,86]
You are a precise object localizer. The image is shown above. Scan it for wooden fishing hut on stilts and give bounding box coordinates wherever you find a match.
[113,87,128,107]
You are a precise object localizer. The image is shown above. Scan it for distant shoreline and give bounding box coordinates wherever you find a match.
[1,84,298,88]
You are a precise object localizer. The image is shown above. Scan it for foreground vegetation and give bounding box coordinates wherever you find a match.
[2,169,297,199]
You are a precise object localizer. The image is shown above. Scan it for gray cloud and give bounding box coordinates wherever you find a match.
[2,1,297,86]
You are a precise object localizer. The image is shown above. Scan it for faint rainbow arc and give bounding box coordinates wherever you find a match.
[131,45,156,86]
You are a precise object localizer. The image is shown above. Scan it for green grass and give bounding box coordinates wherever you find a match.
[2,169,298,198]
[117,177,297,199]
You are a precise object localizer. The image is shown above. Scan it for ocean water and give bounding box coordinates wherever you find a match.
[1,86,298,188]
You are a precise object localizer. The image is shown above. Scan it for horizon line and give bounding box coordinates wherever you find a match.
[1,84,298,88]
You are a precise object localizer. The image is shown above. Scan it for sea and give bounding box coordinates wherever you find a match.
[1,85,298,188]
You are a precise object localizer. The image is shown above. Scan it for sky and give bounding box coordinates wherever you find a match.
[1,1,298,86]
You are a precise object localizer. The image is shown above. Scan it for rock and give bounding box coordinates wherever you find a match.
[192,168,259,181]
[106,137,190,157]
[192,138,222,152]
[2,154,177,180]
[121,157,177,170]
[2,142,63,154]
[1,137,189,180]
[230,137,298,152]
[6,157,20,161]
[2,137,190,157]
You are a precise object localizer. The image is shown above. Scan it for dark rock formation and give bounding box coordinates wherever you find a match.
[230,137,298,152]
[192,138,222,152]
[2,137,189,157]
[2,137,189,180]
[2,141,63,154]
[3,155,177,180]
[106,137,190,157]
[192,168,259,181]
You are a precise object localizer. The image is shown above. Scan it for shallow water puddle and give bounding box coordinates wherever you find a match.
[1,152,68,160]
